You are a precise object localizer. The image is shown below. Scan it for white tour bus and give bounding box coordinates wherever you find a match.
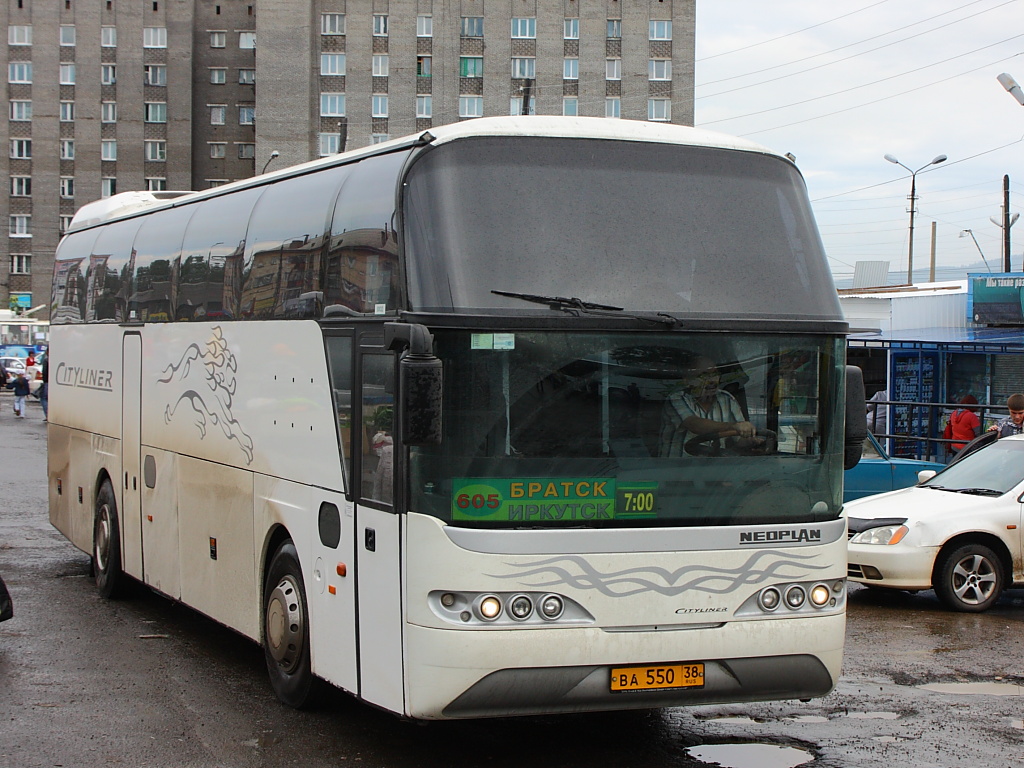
[48,116,864,719]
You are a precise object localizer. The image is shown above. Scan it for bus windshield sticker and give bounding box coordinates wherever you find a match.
[470,333,515,350]
[451,478,657,522]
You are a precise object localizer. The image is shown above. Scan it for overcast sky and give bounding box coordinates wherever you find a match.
[694,0,1024,285]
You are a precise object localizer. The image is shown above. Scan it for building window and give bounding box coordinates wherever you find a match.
[101,65,116,85]
[416,95,432,118]
[512,58,535,79]
[207,180,228,189]
[373,15,388,36]
[606,59,621,81]
[417,55,432,77]
[59,140,74,159]
[146,177,167,191]
[143,27,167,48]
[10,100,32,121]
[607,19,621,39]
[209,68,226,84]
[459,95,483,118]
[60,25,76,46]
[209,142,226,158]
[372,55,389,77]
[145,65,167,86]
[101,140,117,161]
[563,97,578,116]
[9,215,31,237]
[238,106,255,125]
[321,13,345,35]
[60,216,73,236]
[564,18,579,40]
[210,31,226,48]
[238,68,255,84]
[60,177,75,198]
[101,178,116,198]
[320,92,345,116]
[460,56,483,78]
[144,102,167,123]
[649,20,672,40]
[10,177,31,197]
[60,101,74,121]
[605,97,621,118]
[10,139,32,159]
[461,17,483,38]
[563,58,579,80]
[60,64,76,85]
[371,134,389,144]
[371,95,388,118]
[8,63,32,84]
[509,96,536,116]
[319,132,340,156]
[649,59,672,81]
[417,15,432,37]
[101,26,117,47]
[511,18,536,39]
[101,102,117,122]
[321,54,346,76]
[144,140,167,161]
[648,98,671,121]
[10,255,30,274]
[208,105,226,124]
[8,26,32,45]
[238,32,256,49]
[237,143,255,159]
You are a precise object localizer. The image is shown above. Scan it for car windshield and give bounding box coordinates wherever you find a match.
[408,330,846,529]
[922,439,1024,496]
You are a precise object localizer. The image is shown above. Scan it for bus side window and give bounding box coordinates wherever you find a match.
[325,335,354,491]
[361,353,396,505]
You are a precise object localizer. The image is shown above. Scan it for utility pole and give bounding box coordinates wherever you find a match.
[929,221,937,282]
[989,174,1018,272]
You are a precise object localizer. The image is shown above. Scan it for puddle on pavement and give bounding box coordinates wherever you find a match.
[785,715,829,723]
[844,711,899,719]
[703,715,758,724]
[919,682,1024,696]
[685,743,813,768]
[1011,720,1023,729]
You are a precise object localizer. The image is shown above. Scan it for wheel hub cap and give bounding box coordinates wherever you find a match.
[266,575,303,673]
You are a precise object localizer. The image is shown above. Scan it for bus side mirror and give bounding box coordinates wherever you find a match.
[386,323,443,446]
[844,365,867,470]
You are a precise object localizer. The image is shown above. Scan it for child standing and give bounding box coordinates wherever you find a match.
[7,373,30,417]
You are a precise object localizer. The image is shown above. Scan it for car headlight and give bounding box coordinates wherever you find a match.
[850,524,909,546]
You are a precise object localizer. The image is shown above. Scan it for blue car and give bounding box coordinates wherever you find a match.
[844,433,944,502]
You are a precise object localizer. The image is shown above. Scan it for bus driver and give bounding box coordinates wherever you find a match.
[660,356,759,456]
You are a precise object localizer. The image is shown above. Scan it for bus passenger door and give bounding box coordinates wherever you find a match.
[120,333,143,580]
[354,348,404,714]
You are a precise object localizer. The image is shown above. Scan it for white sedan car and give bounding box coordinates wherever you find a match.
[846,432,1021,612]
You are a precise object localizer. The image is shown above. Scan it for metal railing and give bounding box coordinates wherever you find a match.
[867,399,1007,462]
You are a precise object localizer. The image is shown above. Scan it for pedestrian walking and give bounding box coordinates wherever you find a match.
[943,394,981,456]
[6,373,30,417]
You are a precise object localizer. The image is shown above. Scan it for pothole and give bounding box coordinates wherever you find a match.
[685,743,814,768]
[919,682,1024,696]
[844,711,899,719]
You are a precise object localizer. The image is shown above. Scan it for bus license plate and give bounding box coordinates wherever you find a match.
[610,663,705,692]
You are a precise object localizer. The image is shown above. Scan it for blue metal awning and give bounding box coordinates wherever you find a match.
[848,326,1024,353]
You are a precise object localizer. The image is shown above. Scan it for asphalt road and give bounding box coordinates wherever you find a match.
[2,396,1023,768]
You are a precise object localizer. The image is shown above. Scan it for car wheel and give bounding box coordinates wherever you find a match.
[934,543,1004,612]
[263,540,322,708]
[93,479,125,599]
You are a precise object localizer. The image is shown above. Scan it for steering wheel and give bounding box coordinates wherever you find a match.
[684,428,777,457]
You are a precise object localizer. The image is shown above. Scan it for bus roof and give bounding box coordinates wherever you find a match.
[66,117,785,233]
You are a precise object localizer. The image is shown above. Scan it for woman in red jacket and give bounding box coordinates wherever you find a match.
[946,395,981,456]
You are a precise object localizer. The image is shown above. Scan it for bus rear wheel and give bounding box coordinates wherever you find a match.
[263,540,322,708]
[93,479,125,599]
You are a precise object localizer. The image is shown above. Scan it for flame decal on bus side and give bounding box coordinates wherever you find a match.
[487,550,829,597]
[157,326,255,464]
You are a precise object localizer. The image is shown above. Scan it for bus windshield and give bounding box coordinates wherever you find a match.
[409,331,846,528]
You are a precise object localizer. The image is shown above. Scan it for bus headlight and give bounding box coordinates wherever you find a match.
[810,583,832,607]
[507,594,533,620]
[757,587,781,612]
[539,594,564,620]
[476,595,502,621]
[785,585,806,609]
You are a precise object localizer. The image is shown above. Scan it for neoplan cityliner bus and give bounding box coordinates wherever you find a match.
[48,116,864,719]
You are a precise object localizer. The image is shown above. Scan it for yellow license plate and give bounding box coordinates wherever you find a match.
[610,663,705,692]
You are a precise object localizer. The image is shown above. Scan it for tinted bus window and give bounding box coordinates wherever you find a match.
[86,218,144,322]
[52,229,101,323]
[129,206,195,323]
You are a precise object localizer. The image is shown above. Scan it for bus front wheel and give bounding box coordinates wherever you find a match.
[263,540,322,708]
[93,479,125,599]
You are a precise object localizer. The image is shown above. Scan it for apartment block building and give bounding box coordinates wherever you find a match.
[2,0,694,319]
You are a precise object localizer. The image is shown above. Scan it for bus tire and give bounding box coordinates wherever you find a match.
[93,479,125,599]
[263,540,322,708]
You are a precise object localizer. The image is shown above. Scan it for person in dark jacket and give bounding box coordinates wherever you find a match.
[6,372,30,417]
[39,356,48,421]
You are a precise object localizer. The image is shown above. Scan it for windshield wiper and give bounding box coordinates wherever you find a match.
[955,488,1003,497]
[491,290,678,327]
[924,485,958,492]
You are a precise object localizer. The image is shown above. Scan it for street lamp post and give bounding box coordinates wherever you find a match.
[884,153,947,285]
[959,229,992,272]
[261,150,280,175]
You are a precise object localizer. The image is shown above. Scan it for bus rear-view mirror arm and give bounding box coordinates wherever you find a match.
[385,322,444,446]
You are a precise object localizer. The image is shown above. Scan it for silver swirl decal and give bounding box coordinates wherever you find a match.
[486,550,829,597]
[157,326,254,464]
